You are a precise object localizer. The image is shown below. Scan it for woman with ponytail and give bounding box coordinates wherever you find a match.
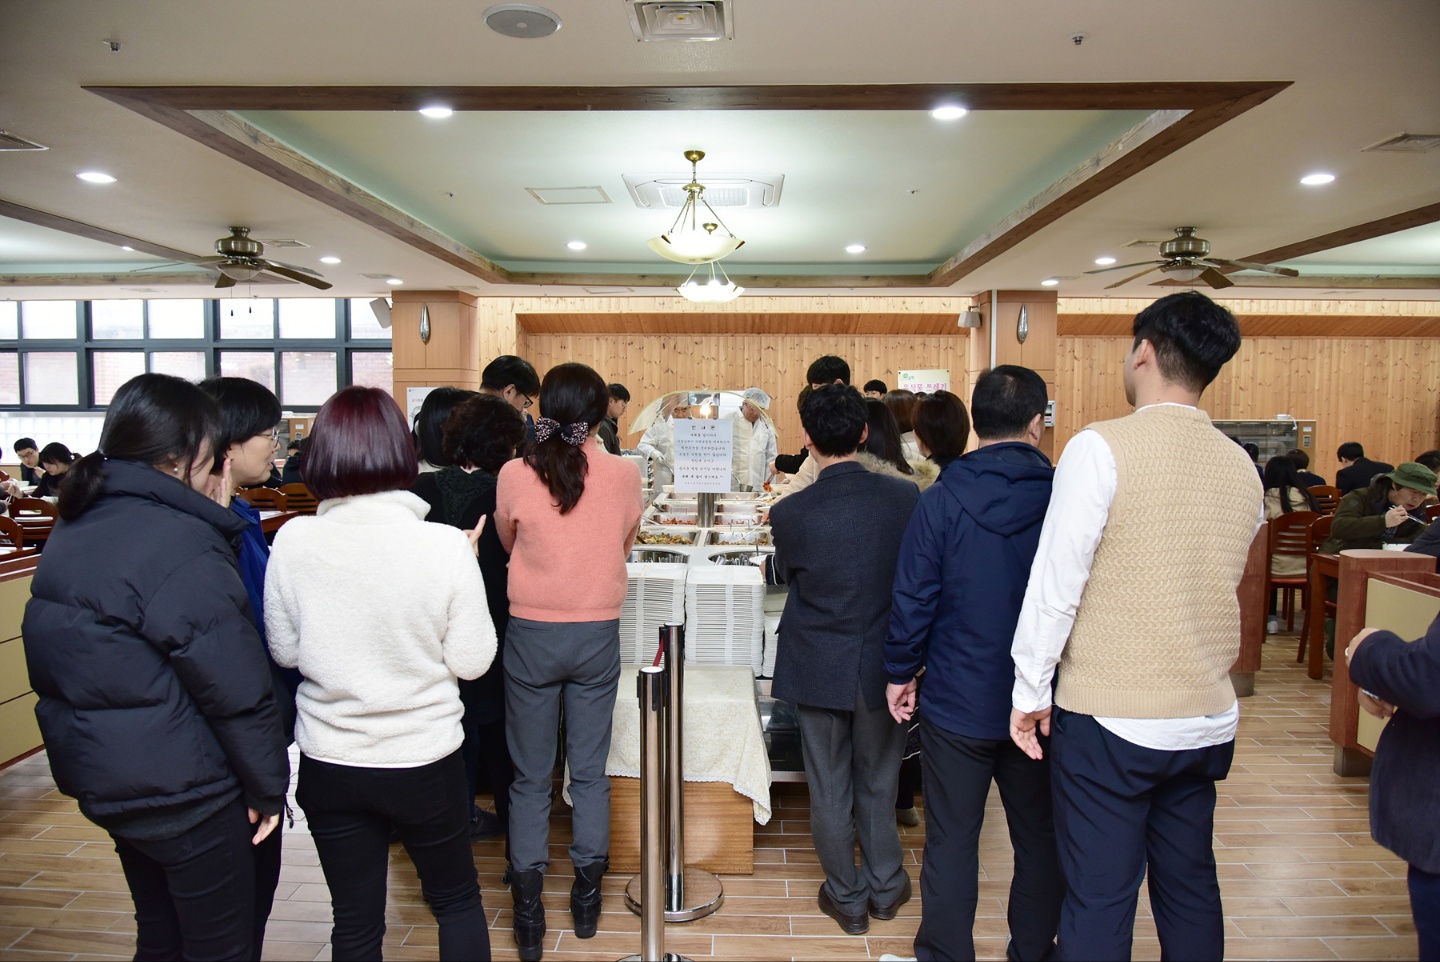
[494,362,643,961]
[22,373,289,961]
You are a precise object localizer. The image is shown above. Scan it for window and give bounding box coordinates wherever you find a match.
[220,352,276,391]
[348,298,391,339]
[92,300,145,339]
[149,351,207,381]
[350,351,394,393]
[0,353,18,404]
[279,299,336,339]
[92,351,146,404]
[220,299,275,339]
[147,299,205,339]
[21,302,77,340]
[24,352,79,405]
[281,351,338,406]
[0,302,17,340]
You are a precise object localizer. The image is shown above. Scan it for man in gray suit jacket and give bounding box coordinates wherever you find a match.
[769,384,922,935]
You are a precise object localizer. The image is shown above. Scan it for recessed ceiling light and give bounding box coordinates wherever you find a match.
[76,171,116,183]
[418,105,453,119]
[319,255,342,265]
[120,246,134,252]
[1041,278,1060,287]
[845,244,866,254]
[567,240,587,251]
[1094,256,1117,266]
[385,278,404,286]
[1300,172,1335,186]
[930,105,968,121]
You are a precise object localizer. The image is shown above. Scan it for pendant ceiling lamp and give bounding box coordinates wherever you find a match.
[676,259,745,303]
[646,149,745,264]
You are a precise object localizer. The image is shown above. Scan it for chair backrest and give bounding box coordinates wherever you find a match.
[1310,513,1335,550]
[238,487,288,511]
[278,483,319,515]
[0,516,24,549]
[8,497,57,541]
[1427,503,1440,523]
[1308,485,1342,514]
[1269,510,1318,560]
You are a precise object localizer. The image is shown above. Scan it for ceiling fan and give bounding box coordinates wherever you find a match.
[167,227,333,290]
[1084,227,1299,290]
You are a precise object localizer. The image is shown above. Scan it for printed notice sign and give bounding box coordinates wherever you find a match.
[898,369,951,394]
[672,419,734,493]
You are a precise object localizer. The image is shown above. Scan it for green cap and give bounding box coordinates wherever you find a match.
[1386,461,1438,497]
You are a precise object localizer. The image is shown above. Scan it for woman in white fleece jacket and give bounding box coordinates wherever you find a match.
[265,387,497,962]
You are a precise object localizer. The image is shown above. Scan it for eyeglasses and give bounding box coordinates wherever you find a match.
[519,393,534,410]
[258,428,280,445]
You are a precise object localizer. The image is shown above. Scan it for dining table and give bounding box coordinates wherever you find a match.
[258,509,299,534]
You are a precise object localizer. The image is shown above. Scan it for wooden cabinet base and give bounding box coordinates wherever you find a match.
[607,776,754,875]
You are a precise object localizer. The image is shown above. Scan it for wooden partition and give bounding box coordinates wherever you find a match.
[0,552,43,769]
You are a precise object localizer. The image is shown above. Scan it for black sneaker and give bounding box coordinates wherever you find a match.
[469,809,503,840]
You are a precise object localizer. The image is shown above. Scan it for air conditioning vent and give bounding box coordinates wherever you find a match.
[1122,238,1167,248]
[360,272,395,279]
[257,238,310,248]
[0,130,48,151]
[623,172,783,209]
[1362,132,1440,153]
[525,186,612,205]
[626,1,732,42]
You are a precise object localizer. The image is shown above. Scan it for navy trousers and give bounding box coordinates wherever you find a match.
[1049,707,1234,962]
[1411,864,1440,961]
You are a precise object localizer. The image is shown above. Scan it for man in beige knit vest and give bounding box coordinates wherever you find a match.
[1009,291,1263,961]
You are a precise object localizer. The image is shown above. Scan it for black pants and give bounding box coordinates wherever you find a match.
[1411,864,1440,961]
[296,750,490,961]
[914,719,1065,962]
[1050,708,1234,962]
[112,797,263,962]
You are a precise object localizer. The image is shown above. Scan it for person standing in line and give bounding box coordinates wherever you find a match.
[887,365,1065,962]
[882,390,922,463]
[480,355,541,444]
[1009,291,1263,961]
[494,363,643,962]
[413,386,478,473]
[775,356,851,497]
[266,386,497,961]
[863,379,889,399]
[198,375,302,952]
[598,382,629,455]
[1346,621,1440,961]
[23,373,289,961]
[768,384,921,936]
[912,390,972,473]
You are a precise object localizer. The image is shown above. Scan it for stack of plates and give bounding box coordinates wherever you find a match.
[620,562,687,665]
[761,586,787,677]
[685,565,765,675]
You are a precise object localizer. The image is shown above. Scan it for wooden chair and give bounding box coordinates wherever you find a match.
[238,487,289,511]
[1308,485,1342,514]
[1299,514,1338,663]
[8,497,58,544]
[278,483,319,515]
[1267,510,1318,635]
[0,516,24,551]
[1426,503,1440,523]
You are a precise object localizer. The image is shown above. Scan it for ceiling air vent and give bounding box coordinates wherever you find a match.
[626,1,732,42]
[360,272,395,279]
[257,238,309,248]
[1122,238,1167,248]
[525,186,612,205]
[1362,132,1440,154]
[0,130,48,151]
[623,171,782,209]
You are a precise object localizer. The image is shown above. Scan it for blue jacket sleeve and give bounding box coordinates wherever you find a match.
[885,490,945,684]
[1349,616,1440,719]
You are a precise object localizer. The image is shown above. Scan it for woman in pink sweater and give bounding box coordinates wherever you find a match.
[494,362,642,962]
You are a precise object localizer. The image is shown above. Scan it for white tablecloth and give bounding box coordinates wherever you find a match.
[601,664,772,824]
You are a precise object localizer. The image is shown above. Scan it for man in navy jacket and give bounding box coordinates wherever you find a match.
[885,365,1066,962]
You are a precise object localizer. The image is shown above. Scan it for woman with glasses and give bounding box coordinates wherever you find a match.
[23,373,289,960]
[197,376,302,953]
[495,363,643,962]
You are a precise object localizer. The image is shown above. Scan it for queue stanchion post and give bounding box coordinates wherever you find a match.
[619,667,688,962]
[626,624,724,922]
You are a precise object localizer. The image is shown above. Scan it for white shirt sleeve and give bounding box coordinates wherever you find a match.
[1010,429,1117,713]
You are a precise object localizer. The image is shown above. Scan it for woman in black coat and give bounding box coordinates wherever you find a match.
[411,393,528,840]
[22,373,289,962]
[1347,618,1440,961]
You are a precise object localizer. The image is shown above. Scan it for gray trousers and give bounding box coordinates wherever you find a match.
[504,617,622,874]
[795,688,909,913]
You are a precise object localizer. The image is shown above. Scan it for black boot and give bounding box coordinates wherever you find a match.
[509,868,546,962]
[570,858,607,939]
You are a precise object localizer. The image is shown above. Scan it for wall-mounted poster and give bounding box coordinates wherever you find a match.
[898,369,951,394]
[406,386,435,424]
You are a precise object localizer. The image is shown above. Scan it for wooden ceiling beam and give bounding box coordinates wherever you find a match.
[1152,274,1440,289]
[1238,202,1440,266]
[0,198,208,265]
[0,272,237,287]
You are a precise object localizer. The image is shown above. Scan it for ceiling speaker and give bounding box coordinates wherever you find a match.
[484,3,562,38]
[368,297,393,330]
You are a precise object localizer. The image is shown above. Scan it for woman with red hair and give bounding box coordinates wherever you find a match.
[265,386,497,961]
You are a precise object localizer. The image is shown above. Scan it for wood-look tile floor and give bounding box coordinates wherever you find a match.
[0,636,1420,961]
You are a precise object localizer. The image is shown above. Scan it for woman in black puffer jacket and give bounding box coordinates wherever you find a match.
[22,373,289,962]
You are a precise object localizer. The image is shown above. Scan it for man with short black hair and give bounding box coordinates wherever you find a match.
[777,357,852,497]
[769,384,920,937]
[1287,448,1326,488]
[863,379,888,399]
[480,355,541,443]
[887,365,1064,962]
[12,438,41,485]
[598,383,630,455]
[1336,442,1394,495]
[1010,291,1263,961]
